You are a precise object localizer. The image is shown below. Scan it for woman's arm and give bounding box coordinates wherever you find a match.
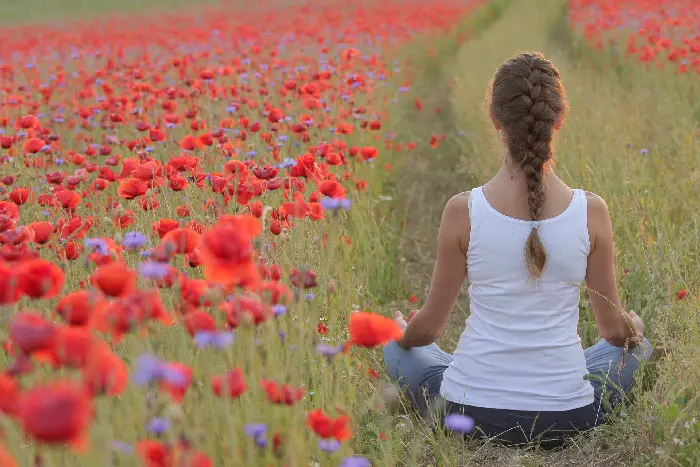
[398,193,470,349]
[585,193,641,347]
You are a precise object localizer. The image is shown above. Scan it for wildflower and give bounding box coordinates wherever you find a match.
[147,417,171,435]
[306,409,351,441]
[315,343,344,359]
[444,414,475,433]
[320,197,352,212]
[194,331,235,349]
[111,440,134,454]
[211,368,247,399]
[139,261,171,279]
[17,381,93,450]
[244,423,267,439]
[85,238,109,256]
[318,439,341,452]
[348,312,403,347]
[677,289,687,300]
[133,354,186,388]
[340,456,371,467]
[17,258,65,298]
[122,231,147,249]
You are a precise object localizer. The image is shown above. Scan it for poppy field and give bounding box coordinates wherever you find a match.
[0,0,698,466]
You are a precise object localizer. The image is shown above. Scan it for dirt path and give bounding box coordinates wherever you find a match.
[385,0,699,464]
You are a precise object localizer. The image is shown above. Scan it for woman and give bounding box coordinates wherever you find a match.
[383,52,652,449]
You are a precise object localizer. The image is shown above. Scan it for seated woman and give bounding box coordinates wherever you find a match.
[383,52,652,449]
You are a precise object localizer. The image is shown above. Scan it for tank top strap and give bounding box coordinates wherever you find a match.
[467,186,486,234]
[574,189,591,255]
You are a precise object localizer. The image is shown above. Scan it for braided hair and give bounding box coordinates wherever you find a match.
[489,52,568,280]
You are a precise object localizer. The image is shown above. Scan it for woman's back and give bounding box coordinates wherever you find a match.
[440,185,596,411]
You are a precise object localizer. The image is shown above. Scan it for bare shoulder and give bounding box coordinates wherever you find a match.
[584,191,610,220]
[444,191,471,217]
[443,191,471,251]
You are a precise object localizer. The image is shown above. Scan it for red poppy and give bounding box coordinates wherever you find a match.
[137,440,212,467]
[306,409,352,441]
[198,215,261,286]
[17,258,65,299]
[17,381,93,450]
[183,310,217,337]
[348,311,403,347]
[211,368,247,399]
[162,227,201,255]
[56,290,105,327]
[9,188,31,205]
[28,222,55,245]
[90,261,136,297]
[260,379,304,406]
[82,346,128,397]
[54,190,82,210]
[0,373,20,416]
[117,179,149,199]
[0,226,34,245]
[0,264,23,305]
[222,296,272,328]
[23,137,45,154]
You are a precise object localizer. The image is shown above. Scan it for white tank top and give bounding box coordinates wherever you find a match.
[440,186,595,411]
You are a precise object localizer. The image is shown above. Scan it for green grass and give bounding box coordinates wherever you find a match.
[395,0,699,464]
[0,0,222,25]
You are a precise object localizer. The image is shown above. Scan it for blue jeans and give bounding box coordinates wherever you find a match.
[383,338,652,448]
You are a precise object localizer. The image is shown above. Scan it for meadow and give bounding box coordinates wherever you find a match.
[0,0,697,466]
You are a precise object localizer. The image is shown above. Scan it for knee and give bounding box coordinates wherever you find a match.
[383,341,408,379]
[383,341,403,366]
[636,338,653,361]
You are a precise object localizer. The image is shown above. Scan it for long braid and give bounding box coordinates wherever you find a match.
[490,52,568,280]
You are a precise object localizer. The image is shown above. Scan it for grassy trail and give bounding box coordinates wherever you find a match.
[387,0,699,465]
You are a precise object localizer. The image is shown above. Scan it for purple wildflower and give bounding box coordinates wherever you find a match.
[444,414,475,433]
[340,456,371,467]
[640,148,648,155]
[255,436,268,448]
[132,354,186,388]
[123,231,147,249]
[139,261,170,279]
[147,417,171,435]
[318,439,341,452]
[273,304,287,317]
[111,440,134,454]
[315,343,344,358]
[85,237,109,256]
[133,354,163,386]
[320,197,352,212]
[194,331,235,349]
[244,423,267,439]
